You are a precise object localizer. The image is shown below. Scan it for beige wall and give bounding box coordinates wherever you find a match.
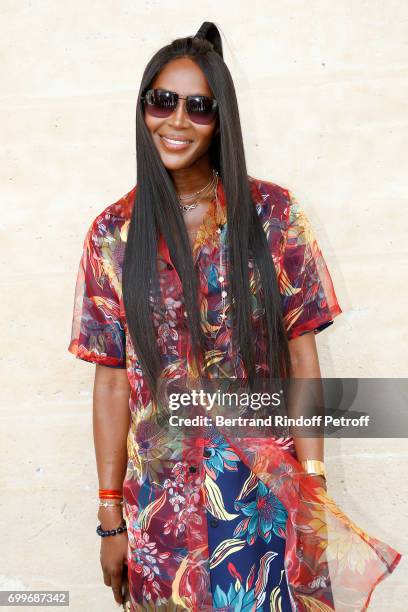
[2,1,407,609]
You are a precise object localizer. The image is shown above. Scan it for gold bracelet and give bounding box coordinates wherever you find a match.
[98,500,124,508]
[300,459,326,479]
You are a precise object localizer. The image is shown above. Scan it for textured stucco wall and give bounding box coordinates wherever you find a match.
[2,1,407,610]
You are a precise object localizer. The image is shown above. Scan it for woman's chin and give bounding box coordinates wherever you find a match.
[159,153,196,172]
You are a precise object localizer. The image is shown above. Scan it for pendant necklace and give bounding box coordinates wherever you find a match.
[177,169,218,213]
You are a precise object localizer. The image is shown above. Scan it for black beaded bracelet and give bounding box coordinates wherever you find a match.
[96,519,127,538]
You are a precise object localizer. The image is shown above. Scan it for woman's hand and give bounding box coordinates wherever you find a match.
[311,474,327,492]
[98,508,129,606]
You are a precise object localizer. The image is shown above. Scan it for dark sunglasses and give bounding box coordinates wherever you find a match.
[141,88,218,125]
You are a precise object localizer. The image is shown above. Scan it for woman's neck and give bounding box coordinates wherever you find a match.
[169,157,214,197]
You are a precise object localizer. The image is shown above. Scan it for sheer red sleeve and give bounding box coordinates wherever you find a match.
[67,220,126,367]
[279,191,342,340]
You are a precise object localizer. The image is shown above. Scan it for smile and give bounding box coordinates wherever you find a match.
[160,135,193,150]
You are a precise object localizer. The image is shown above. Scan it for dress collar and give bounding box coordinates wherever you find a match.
[123,176,264,265]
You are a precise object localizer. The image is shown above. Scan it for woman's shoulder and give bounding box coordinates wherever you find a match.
[97,185,136,222]
[248,175,293,221]
[85,185,136,246]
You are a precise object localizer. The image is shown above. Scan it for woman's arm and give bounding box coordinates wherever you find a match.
[94,364,130,523]
[287,333,326,487]
[93,364,130,605]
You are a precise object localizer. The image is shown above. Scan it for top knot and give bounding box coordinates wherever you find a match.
[193,21,223,58]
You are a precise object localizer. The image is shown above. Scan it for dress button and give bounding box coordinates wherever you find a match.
[210,518,219,528]
[188,465,197,473]
[183,310,188,318]
[218,275,224,282]
[221,290,227,298]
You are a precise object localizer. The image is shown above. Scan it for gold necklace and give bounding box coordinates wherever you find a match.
[178,169,217,201]
[177,170,218,213]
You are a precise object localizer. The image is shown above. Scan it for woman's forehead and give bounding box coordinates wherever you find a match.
[151,57,212,96]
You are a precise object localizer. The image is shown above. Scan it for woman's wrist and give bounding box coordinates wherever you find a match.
[98,506,124,529]
[97,486,124,527]
[300,459,326,479]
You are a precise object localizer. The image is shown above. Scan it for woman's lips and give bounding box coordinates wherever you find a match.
[159,135,193,151]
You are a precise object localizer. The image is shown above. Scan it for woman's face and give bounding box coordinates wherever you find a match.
[143,57,219,172]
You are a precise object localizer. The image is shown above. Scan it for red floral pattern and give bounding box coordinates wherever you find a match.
[68,176,401,610]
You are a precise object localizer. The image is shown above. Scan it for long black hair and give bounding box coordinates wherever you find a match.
[123,21,291,400]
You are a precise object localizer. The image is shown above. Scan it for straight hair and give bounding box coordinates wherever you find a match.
[123,25,291,401]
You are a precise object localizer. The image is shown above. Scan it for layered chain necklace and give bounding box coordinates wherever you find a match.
[177,169,219,213]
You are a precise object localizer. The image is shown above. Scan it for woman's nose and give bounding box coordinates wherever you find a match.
[168,98,189,126]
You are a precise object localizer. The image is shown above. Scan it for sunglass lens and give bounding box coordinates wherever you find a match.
[187,96,218,125]
[145,89,177,118]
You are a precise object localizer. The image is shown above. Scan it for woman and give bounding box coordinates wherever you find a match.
[68,22,401,611]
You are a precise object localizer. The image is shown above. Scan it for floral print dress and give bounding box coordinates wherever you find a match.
[68,176,401,611]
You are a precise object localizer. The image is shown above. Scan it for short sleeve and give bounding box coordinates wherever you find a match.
[279,191,342,340]
[67,221,127,367]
